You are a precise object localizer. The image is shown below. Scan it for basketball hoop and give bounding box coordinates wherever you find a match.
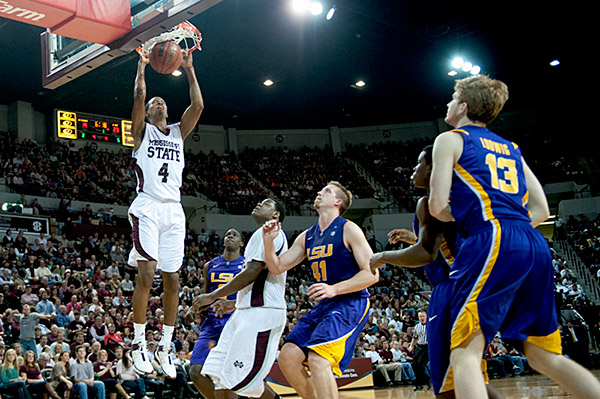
[136,21,202,58]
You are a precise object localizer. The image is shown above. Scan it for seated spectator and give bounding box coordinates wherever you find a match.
[70,331,89,353]
[119,274,134,295]
[116,348,149,399]
[38,351,53,370]
[36,334,50,356]
[50,351,73,399]
[54,305,70,328]
[390,340,416,383]
[365,342,401,386]
[104,324,124,358]
[36,289,56,315]
[87,341,102,364]
[71,344,106,399]
[20,286,39,307]
[20,349,61,399]
[0,348,32,399]
[94,349,130,399]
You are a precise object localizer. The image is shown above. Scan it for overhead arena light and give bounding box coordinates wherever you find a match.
[263,79,274,86]
[291,0,331,18]
[309,1,323,15]
[326,5,336,20]
[449,57,482,77]
[291,0,310,13]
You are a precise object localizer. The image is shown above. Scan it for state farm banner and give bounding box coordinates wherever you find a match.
[0,0,130,44]
[0,0,75,28]
[267,358,373,395]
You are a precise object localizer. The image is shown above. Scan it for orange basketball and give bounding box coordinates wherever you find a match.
[149,41,183,74]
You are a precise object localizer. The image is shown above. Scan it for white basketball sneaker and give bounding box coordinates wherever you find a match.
[131,342,154,375]
[155,344,177,379]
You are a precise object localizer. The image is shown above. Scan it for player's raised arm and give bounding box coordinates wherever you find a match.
[522,157,550,227]
[179,52,204,140]
[132,54,149,150]
[262,220,307,275]
[388,228,417,245]
[202,260,211,294]
[429,131,462,222]
[370,197,443,272]
[192,260,265,310]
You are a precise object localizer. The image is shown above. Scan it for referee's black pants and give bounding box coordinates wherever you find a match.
[413,344,430,386]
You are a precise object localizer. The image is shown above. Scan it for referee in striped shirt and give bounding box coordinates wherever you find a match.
[409,309,431,391]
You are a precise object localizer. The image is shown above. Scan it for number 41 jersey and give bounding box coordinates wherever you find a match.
[133,122,184,203]
[449,126,531,236]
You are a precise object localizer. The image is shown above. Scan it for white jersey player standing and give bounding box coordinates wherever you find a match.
[192,198,287,399]
[128,52,204,379]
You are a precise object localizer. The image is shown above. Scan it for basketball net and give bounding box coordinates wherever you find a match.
[136,21,202,57]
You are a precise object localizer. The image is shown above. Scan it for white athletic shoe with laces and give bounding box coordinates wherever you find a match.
[131,342,154,375]
[155,344,177,379]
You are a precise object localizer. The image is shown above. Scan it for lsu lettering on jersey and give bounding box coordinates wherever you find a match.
[449,126,530,236]
[304,216,369,301]
[206,255,244,317]
[286,216,370,376]
[133,122,184,202]
[236,227,288,310]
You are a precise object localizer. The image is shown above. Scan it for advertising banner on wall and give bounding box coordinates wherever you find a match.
[0,213,50,235]
[267,358,373,395]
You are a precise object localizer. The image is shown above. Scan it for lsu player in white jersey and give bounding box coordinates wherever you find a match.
[192,198,287,399]
[128,51,204,379]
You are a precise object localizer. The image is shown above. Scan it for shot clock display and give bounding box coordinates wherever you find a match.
[56,109,134,147]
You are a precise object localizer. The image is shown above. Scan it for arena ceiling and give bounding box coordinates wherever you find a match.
[0,1,574,131]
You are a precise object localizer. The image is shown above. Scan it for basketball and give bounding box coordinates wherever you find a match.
[149,40,183,74]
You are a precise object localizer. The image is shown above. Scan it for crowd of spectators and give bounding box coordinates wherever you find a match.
[343,139,432,212]
[239,146,376,216]
[563,213,600,284]
[0,222,434,398]
[181,149,271,215]
[1,129,595,218]
[1,128,600,396]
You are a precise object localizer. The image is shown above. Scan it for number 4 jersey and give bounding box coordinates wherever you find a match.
[133,122,185,203]
[449,126,531,237]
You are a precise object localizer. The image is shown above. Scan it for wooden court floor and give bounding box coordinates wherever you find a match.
[285,369,600,398]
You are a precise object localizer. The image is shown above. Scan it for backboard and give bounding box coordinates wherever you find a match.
[41,0,222,89]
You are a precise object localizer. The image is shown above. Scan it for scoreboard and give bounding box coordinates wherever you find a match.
[55,109,134,147]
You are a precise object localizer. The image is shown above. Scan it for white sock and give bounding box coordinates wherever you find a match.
[160,325,175,347]
[133,322,146,344]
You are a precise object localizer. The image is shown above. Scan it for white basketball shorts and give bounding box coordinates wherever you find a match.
[127,193,185,273]
[202,307,286,398]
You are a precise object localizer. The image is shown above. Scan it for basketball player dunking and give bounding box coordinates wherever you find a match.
[128,52,204,379]
[262,181,379,399]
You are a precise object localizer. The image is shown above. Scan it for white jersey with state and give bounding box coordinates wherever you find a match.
[236,226,288,310]
[133,122,184,202]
